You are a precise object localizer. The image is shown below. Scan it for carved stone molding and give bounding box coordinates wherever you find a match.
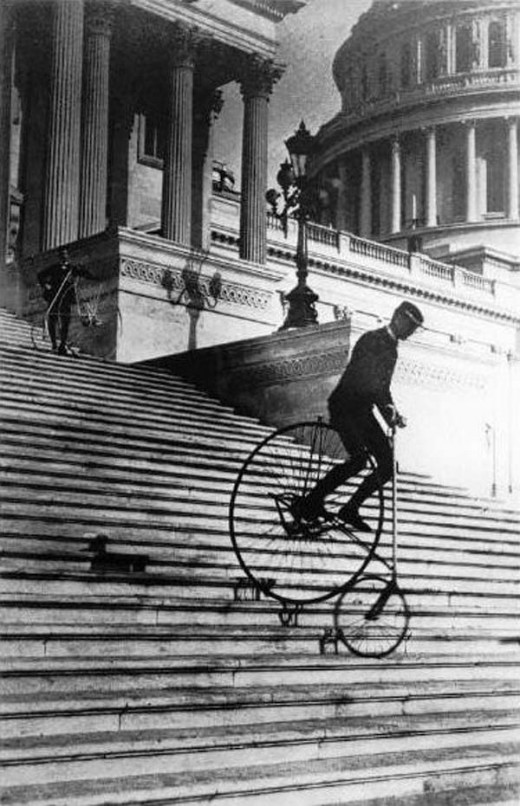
[231,349,348,388]
[240,55,284,99]
[395,357,487,391]
[120,258,271,311]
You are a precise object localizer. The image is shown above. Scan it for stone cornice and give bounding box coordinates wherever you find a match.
[228,0,306,22]
[127,0,279,58]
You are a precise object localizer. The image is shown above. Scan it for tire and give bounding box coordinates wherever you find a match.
[229,420,384,605]
[335,574,410,657]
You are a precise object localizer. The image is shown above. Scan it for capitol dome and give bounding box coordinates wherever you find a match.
[312,0,520,263]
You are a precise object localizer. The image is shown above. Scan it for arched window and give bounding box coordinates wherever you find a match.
[488,20,506,68]
[455,25,473,73]
[400,41,412,88]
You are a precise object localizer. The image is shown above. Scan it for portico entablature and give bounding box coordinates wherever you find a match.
[125,0,294,57]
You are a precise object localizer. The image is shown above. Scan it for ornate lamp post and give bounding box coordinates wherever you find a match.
[267,121,319,329]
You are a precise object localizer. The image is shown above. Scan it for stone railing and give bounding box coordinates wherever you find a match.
[307,222,340,249]
[339,67,520,125]
[349,234,410,267]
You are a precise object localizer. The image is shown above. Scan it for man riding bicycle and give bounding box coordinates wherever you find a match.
[37,248,94,355]
[299,300,424,532]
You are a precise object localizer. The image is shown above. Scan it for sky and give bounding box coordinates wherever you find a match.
[213,0,372,188]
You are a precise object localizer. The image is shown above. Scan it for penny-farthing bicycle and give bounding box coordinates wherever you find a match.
[229,418,410,657]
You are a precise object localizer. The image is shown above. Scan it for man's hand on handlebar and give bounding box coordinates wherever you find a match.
[385,405,407,429]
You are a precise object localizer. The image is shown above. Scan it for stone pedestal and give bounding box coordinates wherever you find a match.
[79,2,113,238]
[42,0,84,250]
[239,58,282,264]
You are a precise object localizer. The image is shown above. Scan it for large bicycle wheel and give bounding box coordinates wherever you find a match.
[336,574,410,658]
[229,420,384,605]
[69,277,122,360]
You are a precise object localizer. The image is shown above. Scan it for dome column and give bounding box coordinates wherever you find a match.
[42,0,84,250]
[507,117,519,220]
[425,127,437,228]
[239,57,282,264]
[465,120,478,223]
[390,135,402,234]
[360,147,372,238]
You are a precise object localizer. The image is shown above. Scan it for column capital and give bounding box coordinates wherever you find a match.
[85,1,114,37]
[240,55,284,99]
[169,24,204,69]
[390,133,401,151]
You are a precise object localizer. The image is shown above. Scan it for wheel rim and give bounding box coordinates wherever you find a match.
[336,574,410,657]
[229,421,384,605]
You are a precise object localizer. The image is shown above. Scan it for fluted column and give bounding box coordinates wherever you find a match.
[239,58,282,264]
[79,2,113,238]
[359,147,372,237]
[390,135,402,234]
[465,120,477,222]
[507,117,519,220]
[425,126,437,228]
[0,1,14,269]
[161,26,199,245]
[42,0,84,250]
[192,89,224,250]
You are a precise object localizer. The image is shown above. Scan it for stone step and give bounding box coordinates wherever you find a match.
[1,711,519,789]
[0,740,518,805]
[2,460,519,535]
[2,677,519,742]
[0,449,510,519]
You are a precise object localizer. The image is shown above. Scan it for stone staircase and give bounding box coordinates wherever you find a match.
[0,306,519,806]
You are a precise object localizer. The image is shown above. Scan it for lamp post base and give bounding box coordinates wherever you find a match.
[280,283,319,330]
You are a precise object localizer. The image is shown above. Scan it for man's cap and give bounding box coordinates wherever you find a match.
[395,301,424,325]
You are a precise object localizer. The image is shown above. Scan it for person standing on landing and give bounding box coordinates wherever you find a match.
[300,301,424,532]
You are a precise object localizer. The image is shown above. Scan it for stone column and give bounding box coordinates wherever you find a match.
[192,89,224,251]
[161,26,199,245]
[336,158,348,232]
[465,120,477,222]
[390,135,402,234]
[425,126,437,227]
[239,57,282,264]
[79,2,113,238]
[359,147,372,237]
[42,0,84,250]
[507,117,519,220]
[0,1,14,270]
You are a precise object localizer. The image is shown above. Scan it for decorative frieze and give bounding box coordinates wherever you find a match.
[395,356,487,391]
[120,258,271,311]
[230,348,348,388]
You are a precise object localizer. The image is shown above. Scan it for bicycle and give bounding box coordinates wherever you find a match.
[229,417,409,657]
[31,267,122,361]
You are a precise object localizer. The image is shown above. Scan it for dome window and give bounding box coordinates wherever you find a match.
[488,20,506,68]
[400,42,412,88]
[455,25,473,73]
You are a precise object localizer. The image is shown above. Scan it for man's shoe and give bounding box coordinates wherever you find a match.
[57,344,68,356]
[296,495,328,522]
[337,505,372,532]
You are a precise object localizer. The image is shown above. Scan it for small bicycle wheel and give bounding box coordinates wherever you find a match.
[335,574,410,658]
[31,318,51,352]
[69,277,122,360]
[229,420,384,605]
